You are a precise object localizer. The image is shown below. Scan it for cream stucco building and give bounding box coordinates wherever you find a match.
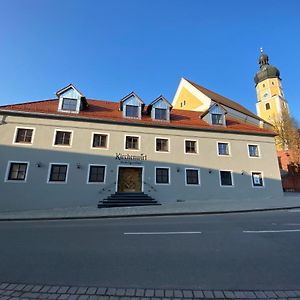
[0,81,282,211]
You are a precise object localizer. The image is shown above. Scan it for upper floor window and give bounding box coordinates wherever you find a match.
[155,108,167,120]
[156,138,169,152]
[185,140,197,154]
[125,105,139,118]
[6,162,28,181]
[62,98,77,111]
[211,113,223,125]
[218,142,230,156]
[248,145,259,157]
[54,130,72,146]
[265,103,270,110]
[125,136,139,150]
[252,172,264,187]
[92,133,108,149]
[15,128,34,144]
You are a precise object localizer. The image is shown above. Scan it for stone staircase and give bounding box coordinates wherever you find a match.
[98,192,160,208]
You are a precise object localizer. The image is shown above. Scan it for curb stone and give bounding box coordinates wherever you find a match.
[1,206,300,222]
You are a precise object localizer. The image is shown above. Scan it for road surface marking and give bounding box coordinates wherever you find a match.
[243,229,300,233]
[124,231,202,235]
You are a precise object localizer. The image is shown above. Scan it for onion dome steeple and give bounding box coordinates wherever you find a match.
[254,48,281,85]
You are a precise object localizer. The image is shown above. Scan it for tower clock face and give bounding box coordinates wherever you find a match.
[262,92,269,99]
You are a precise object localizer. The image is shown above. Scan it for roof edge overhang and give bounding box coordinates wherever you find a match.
[0,109,276,138]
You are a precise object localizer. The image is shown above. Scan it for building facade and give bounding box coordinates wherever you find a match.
[0,82,282,211]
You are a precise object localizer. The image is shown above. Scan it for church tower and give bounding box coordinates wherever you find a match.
[254,49,289,123]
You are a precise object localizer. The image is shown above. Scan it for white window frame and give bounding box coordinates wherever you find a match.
[87,164,107,184]
[184,139,198,155]
[13,127,35,146]
[155,137,170,153]
[58,97,80,114]
[210,113,224,126]
[52,129,73,148]
[116,165,144,192]
[185,168,201,186]
[155,166,171,185]
[90,132,110,150]
[251,171,265,188]
[5,161,30,183]
[219,170,234,187]
[217,141,231,157]
[47,163,69,184]
[124,135,140,151]
[247,144,261,158]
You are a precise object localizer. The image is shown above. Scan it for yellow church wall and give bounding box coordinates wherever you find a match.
[257,99,279,122]
[174,86,203,110]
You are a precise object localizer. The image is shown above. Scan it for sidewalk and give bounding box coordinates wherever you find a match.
[1,281,300,300]
[0,193,300,221]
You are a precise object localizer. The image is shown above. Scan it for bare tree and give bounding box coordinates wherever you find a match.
[273,107,300,172]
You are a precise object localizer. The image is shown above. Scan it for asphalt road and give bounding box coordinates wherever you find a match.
[1,210,300,290]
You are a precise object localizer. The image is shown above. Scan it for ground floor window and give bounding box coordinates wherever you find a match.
[88,165,106,183]
[186,169,200,185]
[155,167,170,184]
[252,172,264,187]
[48,164,68,182]
[220,170,233,186]
[7,162,28,181]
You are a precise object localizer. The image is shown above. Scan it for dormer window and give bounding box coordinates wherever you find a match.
[125,105,139,118]
[211,113,223,125]
[147,96,172,122]
[120,92,144,120]
[62,98,77,111]
[155,108,167,120]
[56,84,87,114]
[201,103,227,126]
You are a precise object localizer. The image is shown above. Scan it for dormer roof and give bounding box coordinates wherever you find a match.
[119,91,145,111]
[201,103,227,119]
[147,95,172,114]
[56,84,84,98]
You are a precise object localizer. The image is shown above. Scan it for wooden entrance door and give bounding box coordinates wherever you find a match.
[118,167,142,192]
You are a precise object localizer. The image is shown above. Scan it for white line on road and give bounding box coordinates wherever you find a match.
[243,229,300,233]
[124,231,202,235]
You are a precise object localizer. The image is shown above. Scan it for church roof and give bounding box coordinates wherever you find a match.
[184,78,261,121]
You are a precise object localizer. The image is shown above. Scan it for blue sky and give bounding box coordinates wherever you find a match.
[0,0,299,121]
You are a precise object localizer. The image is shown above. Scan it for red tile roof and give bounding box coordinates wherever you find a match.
[0,98,274,136]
